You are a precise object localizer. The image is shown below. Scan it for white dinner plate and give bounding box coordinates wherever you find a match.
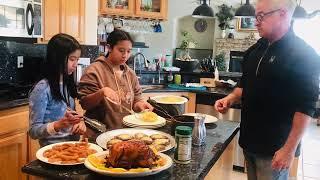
[96,128,175,152]
[36,141,103,165]
[183,113,218,123]
[123,121,166,129]
[84,151,173,177]
[123,114,166,126]
[185,83,205,88]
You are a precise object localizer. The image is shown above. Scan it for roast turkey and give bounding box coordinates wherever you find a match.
[106,140,159,169]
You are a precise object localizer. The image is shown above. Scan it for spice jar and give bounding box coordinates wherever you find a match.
[174,126,192,164]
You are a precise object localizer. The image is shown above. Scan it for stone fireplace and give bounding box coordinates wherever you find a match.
[215,38,257,71]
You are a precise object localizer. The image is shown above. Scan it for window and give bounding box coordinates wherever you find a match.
[293,16,320,54]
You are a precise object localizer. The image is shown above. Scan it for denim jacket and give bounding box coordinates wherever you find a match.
[28,79,78,147]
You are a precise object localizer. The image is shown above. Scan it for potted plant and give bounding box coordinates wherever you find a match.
[215,4,235,38]
[176,30,199,71]
[215,52,226,71]
[180,30,197,49]
[179,30,198,60]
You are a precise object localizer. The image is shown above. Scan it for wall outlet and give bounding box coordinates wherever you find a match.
[17,56,24,68]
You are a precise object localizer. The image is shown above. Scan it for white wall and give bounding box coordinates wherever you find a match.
[142,0,257,60]
[126,0,319,59]
[300,0,320,12]
[84,0,98,45]
[142,0,199,59]
[176,15,215,49]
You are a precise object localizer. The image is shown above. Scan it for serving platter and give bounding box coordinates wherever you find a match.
[84,151,173,177]
[36,141,103,165]
[96,128,175,152]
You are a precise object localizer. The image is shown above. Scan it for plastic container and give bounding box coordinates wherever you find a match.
[167,71,173,83]
[174,74,181,84]
[174,126,192,164]
[160,54,166,67]
[214,66,219,80]
[165,54,173,67]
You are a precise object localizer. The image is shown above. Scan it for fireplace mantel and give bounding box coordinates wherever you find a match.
[215,38,257,71]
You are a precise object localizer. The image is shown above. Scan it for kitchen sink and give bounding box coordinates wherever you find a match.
[141,85,165,92]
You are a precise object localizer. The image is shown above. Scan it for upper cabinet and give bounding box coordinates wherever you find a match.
[100,0,167,20]
[43,0,60,41]
[100,0,135,16]
[135,0,167,19]
[42,0,85,43]
[60,0,85,43]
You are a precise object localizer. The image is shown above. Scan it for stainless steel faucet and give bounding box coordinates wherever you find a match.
[133,52,148,72]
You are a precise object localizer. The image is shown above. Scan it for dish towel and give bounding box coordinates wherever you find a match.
[168,84,206,91]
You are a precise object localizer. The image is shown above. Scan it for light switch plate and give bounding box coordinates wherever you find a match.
[17,56,24,68]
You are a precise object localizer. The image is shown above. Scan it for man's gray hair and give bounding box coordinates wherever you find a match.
[271,0,297,17]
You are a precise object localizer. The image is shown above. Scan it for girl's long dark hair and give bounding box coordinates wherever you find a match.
[43,33,81,105]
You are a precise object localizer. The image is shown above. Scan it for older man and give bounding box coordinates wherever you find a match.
[214,0,320,179]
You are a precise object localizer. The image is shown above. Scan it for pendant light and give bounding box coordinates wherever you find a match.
[293,0,320,19]
[235,0,255,17]
[192,0,214,18]
[293,0,307,18]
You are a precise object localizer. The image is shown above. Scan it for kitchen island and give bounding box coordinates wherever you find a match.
[22,120,239,180]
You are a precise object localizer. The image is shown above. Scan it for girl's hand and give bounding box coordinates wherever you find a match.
[133,101,154,112]
[53,110,82,131]
[101,87,120,104]
[71,120,87,135]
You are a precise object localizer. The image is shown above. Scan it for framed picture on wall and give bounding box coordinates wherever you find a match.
[236,17,257,31]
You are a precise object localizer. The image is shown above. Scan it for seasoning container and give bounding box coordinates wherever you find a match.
[192,114,206,146]
[174,126,192,164]
[167,70,173,83]
[174,74,181,84]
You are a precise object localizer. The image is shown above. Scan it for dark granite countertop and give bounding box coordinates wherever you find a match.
[0,86,233,110]
[137,70,242,78]
[142,86,233,96]
[0,98,28,110]
[22,120,239,180]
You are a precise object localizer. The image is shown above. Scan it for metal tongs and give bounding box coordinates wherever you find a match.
[146,99,176,122]
[104,96,135,114]
[104,97,151,120]
[67,107,107,133]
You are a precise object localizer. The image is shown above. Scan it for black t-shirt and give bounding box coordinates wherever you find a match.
[238,30,320,156]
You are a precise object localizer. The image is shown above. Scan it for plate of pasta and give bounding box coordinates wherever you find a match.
[36,141,103,165]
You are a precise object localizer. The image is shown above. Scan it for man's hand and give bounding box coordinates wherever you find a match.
[214,97,231,114]
[133,100,154,112]
[271,147,295,170]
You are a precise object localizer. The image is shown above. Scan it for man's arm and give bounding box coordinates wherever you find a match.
[215,87,242,113]
[226,87,243,104]
[272,112,311,170]
[283,112,311,153]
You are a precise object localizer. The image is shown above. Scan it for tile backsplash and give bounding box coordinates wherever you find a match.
[0,40,99,83]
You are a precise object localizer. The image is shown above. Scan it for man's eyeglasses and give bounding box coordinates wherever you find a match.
[255,9,281,23]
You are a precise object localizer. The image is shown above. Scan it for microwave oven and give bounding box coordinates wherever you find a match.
[75,58,91,83]
[0,0,42,38]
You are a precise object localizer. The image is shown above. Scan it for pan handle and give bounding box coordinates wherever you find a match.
[181,95,189,101]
